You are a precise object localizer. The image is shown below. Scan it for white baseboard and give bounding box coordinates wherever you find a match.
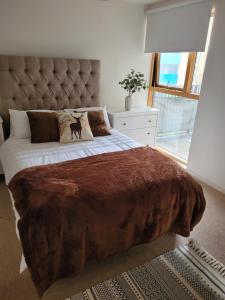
[188,168,225,195]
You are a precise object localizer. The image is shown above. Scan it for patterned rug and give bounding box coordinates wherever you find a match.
[66,240,225,300]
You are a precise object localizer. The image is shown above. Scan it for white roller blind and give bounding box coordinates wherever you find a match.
[145,0,212,53]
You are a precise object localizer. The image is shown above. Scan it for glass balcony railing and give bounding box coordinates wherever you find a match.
[153,92,198,161]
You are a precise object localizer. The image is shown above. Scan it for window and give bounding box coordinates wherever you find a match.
[149,52,199,102]
[191,52,207,94]
[148,16,214,162]
[149,15,214,104]
[158,52,189,89]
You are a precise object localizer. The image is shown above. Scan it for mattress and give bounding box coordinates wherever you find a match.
[0,129,141,272]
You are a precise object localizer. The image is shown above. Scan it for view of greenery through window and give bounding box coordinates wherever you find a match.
[153,17,214,162]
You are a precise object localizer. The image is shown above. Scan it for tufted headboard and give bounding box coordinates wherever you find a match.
[0,55,100,137]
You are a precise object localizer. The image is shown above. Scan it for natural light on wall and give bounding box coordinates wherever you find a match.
[191,16,214,95]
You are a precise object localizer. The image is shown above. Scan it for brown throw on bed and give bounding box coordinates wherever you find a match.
[8,147,205,296]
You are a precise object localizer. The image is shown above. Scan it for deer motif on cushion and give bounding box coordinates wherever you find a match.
[70,117,82,140]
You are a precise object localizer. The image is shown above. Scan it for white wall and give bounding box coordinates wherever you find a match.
[188,0,225,194]
[0,0,150,111]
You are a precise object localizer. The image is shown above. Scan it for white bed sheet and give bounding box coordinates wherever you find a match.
[0,129,141,273]
[0,129,141,185]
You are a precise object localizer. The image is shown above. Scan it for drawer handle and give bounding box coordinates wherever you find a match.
[148,120,152,123]
[147,132,150,135]
[123,122,126,126]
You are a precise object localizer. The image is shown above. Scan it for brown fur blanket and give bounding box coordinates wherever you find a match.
[8,147,205,295]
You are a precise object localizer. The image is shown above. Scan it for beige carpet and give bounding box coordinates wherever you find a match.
[0,176,224,300]
[70,240,225,300]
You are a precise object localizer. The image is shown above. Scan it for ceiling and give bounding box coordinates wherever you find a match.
[123,0,163,4]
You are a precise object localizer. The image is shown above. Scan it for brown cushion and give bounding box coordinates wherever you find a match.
[74,110,111,137]
[27,111,59,143]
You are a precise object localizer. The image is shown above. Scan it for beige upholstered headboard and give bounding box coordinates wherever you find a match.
[0,55,100,137]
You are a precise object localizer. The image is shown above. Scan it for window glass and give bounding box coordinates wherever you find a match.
[191,52,207,94]
[158,53,189,89]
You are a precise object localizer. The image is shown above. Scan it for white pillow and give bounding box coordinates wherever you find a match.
[64,106,111,130]
[9,109,30,139]
[9,109,54,139]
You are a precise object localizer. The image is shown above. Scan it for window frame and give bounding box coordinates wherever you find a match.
[148,52,199,106]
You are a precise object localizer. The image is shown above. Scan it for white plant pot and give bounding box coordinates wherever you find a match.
[125,96,133,111]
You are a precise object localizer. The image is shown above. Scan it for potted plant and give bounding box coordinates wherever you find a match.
[119,69,148,111]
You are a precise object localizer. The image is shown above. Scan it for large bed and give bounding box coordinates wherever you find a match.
[0,55,205,296]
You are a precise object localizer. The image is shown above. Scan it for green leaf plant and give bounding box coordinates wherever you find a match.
[119,69,148,97]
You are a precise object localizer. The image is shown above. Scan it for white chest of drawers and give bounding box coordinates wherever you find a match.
[108,108,159,147]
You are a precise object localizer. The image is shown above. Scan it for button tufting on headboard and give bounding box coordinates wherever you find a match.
[0,55,100,138]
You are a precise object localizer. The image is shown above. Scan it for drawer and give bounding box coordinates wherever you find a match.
[122,127,156,147]
[114,114,157,130]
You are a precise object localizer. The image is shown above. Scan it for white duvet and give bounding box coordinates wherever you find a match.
[0,129,141,185]
[0,129,141,272]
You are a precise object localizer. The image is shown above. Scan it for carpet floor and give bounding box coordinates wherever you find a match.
[0,176,225,300]
[70,240,225,300]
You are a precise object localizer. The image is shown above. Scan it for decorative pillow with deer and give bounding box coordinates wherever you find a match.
[57,112,94,143]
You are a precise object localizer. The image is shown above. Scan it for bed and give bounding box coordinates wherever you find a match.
[0,130,141,271]
[0,55,206,296]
